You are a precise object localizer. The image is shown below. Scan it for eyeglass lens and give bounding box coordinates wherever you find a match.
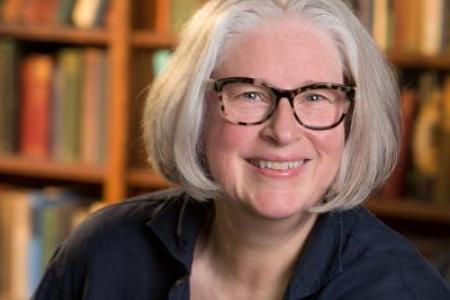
[220,82,350,128]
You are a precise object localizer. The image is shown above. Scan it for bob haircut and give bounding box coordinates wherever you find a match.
[143,0,400,212]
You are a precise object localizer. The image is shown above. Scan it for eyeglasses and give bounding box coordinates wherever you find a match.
[209,77,356,130]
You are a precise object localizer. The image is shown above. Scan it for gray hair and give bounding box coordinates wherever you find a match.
[143,0,400,212]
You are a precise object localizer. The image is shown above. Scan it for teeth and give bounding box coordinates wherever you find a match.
[251,160,304,170]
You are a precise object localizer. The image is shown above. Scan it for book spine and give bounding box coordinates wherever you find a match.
[19,54,54,159]
[372,0,389,51]
[434,75,450,203]
[420,0,444,56]
[54,48,84,163]
[81,48,107,165]
[381,88,416,198]
[0,39,20,154]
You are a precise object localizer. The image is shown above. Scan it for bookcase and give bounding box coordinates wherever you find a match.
[0,0,176,205]
[0,0,449,296]
[0,0,448,217]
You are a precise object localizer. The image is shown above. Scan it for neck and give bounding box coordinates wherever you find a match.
[196,200,318,298]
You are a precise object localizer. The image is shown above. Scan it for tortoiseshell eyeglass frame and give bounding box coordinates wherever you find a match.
[208,77,356,131]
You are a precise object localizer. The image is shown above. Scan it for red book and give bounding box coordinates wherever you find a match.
[21,0,59,24]
[19,54,54,159]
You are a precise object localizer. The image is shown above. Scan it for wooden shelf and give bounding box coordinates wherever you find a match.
[0,23,110,45]
[127,168,170,189]
[366,198,450,224]
[0,155,105,183]
[131,30,177,49]
[388,51,450,70]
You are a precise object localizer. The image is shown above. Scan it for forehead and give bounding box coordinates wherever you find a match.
[215,17,343,87]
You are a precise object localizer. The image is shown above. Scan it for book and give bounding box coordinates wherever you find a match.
[52,48,84,163]
[381,88,416,198]
[56,0,77,25]
[371,0,389,51]
[434,75,450,203]
[0,190,30,300]
[392,0,422,53]
[0,0,5,18]
[0,39,19,154]
[0,190,9,299]
[1,0,25,23]
[19,54,54,159]
[442,0,450,54]
[0,187,93,298]
[411,72,441,200]
[95,50,108,165]
[420,0,445,56]
[80,48,108,165]
[72,0,109,29]
[152,49,172,76]
[21,0,59,25]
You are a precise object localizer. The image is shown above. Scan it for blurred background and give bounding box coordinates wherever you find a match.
[0,0,449,299]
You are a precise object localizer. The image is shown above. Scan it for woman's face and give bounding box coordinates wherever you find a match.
[205,18,346,220]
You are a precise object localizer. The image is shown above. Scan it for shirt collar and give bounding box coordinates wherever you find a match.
[146,193,212,270]
[146,192,345,298]
[285,211,345,298]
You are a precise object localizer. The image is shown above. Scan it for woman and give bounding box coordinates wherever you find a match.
[34,0,450,299]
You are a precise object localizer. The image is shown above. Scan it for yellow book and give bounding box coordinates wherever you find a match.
[420,0,445,56]
[372,0,389,51]
[0,191,31,300]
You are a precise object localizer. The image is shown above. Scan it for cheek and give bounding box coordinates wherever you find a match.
[310,128,346,165]
[204,99,248,175]
[205,121,247,169]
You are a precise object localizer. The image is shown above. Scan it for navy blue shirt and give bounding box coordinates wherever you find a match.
[33,188,450,299]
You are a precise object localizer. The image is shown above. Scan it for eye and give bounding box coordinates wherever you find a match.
[305,94,324,102]
[241,91,262,100]
[302,90,336,104]
[237,90,272,104]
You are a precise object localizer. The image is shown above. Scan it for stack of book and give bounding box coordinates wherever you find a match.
[381,72,450,204]
[0,40,109,166]
[0,187,95,299]
[0,0,110,29]
[346,0,450,55]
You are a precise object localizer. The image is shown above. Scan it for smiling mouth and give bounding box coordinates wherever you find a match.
[248,159,307,170]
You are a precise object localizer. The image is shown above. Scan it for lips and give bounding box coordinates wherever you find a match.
[248,159,307,170]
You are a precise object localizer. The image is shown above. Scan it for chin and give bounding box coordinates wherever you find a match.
[244,191,318,220]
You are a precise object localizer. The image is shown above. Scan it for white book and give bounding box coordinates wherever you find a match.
[72,0,107,29]
[420,0,445,56]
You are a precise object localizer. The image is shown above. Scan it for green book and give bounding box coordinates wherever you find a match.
[152,49,172,77]
[57,0,77,24]
[443,0,450,53]
[54,48,84,162]
[95,50,108,165]
[0,39,19,154]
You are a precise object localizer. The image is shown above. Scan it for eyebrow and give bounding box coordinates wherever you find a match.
[258,79,347,90]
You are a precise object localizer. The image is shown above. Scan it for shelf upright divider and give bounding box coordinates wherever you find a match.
[155,0,171,34]
[104,0,132,203]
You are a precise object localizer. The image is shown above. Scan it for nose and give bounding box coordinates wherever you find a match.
[260,98,303,145]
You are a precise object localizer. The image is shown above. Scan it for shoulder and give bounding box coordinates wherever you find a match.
[328,206,450,299]
[63,188,186,251]
[32,188,194,300]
